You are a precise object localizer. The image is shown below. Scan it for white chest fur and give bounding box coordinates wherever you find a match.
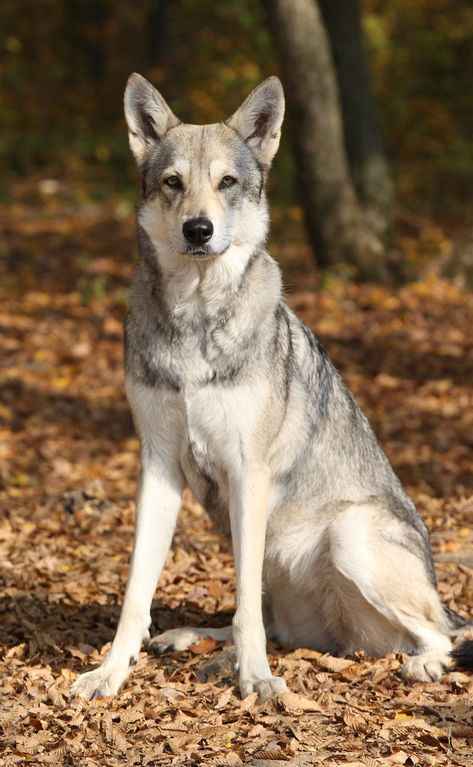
[126,377,269,481]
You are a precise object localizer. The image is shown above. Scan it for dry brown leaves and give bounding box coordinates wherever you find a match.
[0,190,472,765]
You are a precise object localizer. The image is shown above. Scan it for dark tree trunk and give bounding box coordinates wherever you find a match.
[319,0,393,239]
[264,0,386,278]
[149,0,170,74]
[64,1,106,81]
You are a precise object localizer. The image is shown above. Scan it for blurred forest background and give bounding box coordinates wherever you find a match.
[1,0,472,279]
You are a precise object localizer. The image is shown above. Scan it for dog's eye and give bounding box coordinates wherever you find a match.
[164,175,181,188]
[220,175,237,189]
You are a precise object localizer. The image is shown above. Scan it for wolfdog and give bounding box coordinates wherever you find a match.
[72,74,471,701]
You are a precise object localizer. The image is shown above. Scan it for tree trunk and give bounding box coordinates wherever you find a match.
[149,0,170,76]
[319,0,393,240]
[264,0,385,277]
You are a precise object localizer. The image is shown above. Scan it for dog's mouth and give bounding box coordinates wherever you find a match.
[185,246,211,257]
[183,244,230,259]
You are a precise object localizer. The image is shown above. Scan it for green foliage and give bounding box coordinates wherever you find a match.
[365,0,473,217]
[78,274,108,306]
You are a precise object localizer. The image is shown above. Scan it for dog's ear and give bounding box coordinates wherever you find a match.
[124,73,180,165]
[226,76,285,170]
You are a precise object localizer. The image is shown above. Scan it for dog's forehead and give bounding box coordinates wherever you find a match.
[156,123,248,171]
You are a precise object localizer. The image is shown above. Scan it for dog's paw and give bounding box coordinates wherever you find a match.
[240,674,288,702]
[146,628,206,654]
[401,652,452,683]
[70,664,129,700]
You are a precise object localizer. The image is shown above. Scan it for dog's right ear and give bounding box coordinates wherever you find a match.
[124,73,180,166]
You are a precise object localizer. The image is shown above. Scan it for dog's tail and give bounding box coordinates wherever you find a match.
[451,641,473,669]
[443,607,473,669]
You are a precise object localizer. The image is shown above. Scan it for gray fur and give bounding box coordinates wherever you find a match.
[71,75,466,702]
[125,76,450,665]
[127,239,436,571]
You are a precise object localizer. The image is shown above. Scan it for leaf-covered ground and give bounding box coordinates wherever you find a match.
[1,184,472,765]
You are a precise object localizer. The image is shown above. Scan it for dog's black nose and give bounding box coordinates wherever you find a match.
[183,217,214,246]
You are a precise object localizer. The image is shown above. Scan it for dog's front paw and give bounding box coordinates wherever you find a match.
[70,663,129,700]
[401,651,452,683]
[240,674,288,702]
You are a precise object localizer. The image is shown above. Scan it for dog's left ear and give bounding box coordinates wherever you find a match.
[226,76,285,170]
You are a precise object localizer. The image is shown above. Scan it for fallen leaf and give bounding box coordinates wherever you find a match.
[188,636,219,654]
[279,692,323,712]
[317,655,355,672]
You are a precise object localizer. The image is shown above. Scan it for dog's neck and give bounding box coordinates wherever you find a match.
[158,244,257,321]
[136,192,271,323]
[127,218,282,389]
[136,230,269,327]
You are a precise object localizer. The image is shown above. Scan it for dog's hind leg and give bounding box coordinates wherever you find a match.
[148,628,237,684]
[147,625,232,654]
[329,503,453,682]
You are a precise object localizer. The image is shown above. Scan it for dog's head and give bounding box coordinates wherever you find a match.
[124,74,284,264]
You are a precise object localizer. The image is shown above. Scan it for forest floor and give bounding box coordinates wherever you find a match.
[0,181,472,766]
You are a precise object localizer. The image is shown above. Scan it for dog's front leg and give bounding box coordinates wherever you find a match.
[71,461,182,699]
[230,465,288,700]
